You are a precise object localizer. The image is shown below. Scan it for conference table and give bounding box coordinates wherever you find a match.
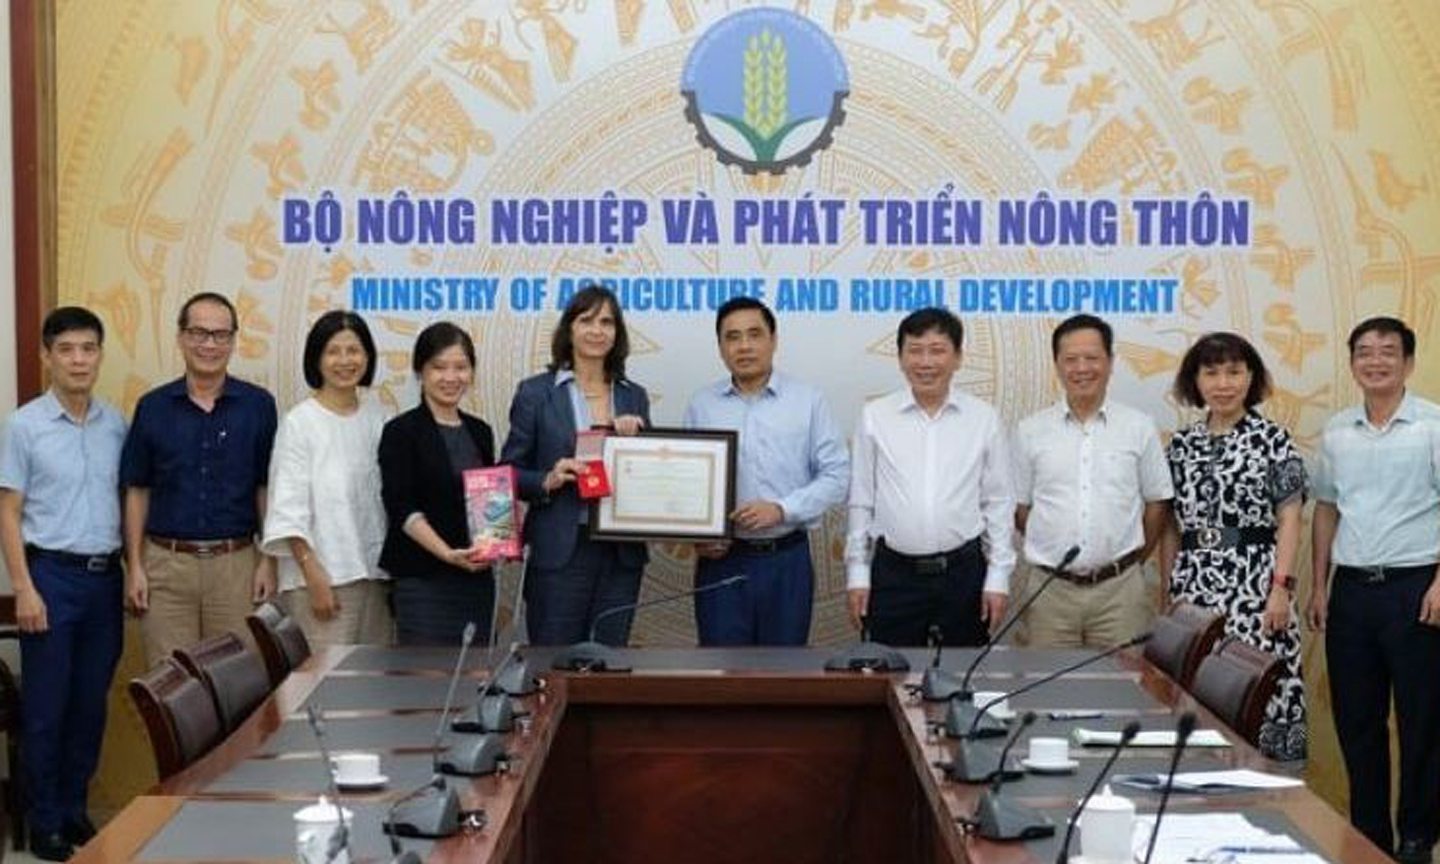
[73,644,1388,864]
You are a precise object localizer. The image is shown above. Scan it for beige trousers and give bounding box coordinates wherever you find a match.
[140,540,258,667]
[280,579,393,651]
[1021,562,1153,649]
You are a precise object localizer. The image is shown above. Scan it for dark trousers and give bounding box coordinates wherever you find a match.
[525,534,643,646]
[868,539,987,647]
[392,569,494,647]
[1327,565,1440,852]
[694,536,813,646]
[19,553,123,834]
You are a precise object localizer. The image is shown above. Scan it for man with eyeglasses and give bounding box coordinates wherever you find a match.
[121,292,279,664]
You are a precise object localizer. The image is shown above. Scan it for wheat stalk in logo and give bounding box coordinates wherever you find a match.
[719,28,812,163]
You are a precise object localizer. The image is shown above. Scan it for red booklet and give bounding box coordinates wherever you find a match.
[462,466,523,562]
[575,429,612,499]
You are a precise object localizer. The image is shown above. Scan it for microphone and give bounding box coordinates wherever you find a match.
[383,622,476,839]
[435,623,509,777]
[302,706,350,864]
[968,711,1057,840]
[494,547,541,696]
[941,709,1032,787]
[947,544,1081,702]
[452,642,529,733]
[1140,711,1197,864]
[947,631,1152,740]
[552,575,749,671]
[1054,719,1143,863]
[916,625,964,701]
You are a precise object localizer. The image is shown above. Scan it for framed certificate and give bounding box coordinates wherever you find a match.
[588,427,737,542]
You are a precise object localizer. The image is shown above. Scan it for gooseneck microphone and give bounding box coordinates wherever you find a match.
[383,622,476,839]
[969,711,1057,840]
[1054,720,1142,864]
[303,706,351,864]
[991,711,1036,795]
[948,631,1152,740]
[453,642,527,733]
[1140,711,1197,864]
[552,575,748,671]
[948,545,1081,701]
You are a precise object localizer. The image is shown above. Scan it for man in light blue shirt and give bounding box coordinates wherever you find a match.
[1310,316,1440,864]
[683,297,849,645]
[0,307,126,860]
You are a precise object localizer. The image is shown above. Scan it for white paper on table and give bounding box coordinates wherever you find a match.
[1130,813,1323,863]
[1072,728,1232,747]
[1113,769,1304,793]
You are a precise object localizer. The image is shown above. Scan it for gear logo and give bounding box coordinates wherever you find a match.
[681,9,849,175]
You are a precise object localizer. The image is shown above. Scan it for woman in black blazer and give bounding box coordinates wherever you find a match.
[378,322,496,646]
[502,285,651,645]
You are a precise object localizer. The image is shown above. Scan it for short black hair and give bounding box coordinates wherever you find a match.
[1051,314,1113,358]
[897,307,963,353]
[177,291,239,331]
[715,296,775,337]
[1172,331,1272,409]
[412,321,475,376]
[548,284,629,381]
[302,310,377,389]
[42,306,105,349]
[1347,316,1416,358]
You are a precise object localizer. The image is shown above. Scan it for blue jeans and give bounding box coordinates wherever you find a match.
[524,534,643,645]
[19,552,123,834]
[694,537,813,646]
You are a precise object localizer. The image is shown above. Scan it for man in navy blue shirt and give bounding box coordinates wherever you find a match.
[121,292,278,665]
[0,307,127,860]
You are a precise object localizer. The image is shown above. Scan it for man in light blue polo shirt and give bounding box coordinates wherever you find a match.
[683,297,849,645]
[0,307,127,861]
[1310,316,1440,864]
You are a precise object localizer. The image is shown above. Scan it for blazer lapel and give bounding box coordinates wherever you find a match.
[546,373,578,442]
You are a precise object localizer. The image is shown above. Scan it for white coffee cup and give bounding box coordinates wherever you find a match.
[1028,736,1070,766]
[330,751,381,785]
[972,691,1011,718]
[1079,786,1136,864]
[294,797,352,864]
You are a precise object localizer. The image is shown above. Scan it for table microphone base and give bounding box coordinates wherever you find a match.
[551,641,632,672]
[824,641,911,672]
[941,739,1024,785]
[973,791,1055,841]
[451,693,517,733]
[495,654,542,694]
[944,698,1007,739]
[436,734,508,776]
[384,783,461,838]
[920,667,970,702]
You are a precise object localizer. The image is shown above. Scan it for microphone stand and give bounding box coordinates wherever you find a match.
[383,623,476,839]
[1053,720,1142,864]
[552,575,748,671]
[452,642,528,733]
[939,545,1082,703]
[303,706,351,864]
[917,624,966,701]
[1140,712,1197,864]
[945,631,1151,741]
[494,547,541,695]
[971,711,1057,840]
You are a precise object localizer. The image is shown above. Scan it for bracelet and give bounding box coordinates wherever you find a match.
[1272,573,1295,594]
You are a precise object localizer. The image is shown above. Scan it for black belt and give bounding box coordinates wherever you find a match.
[1335,563,1437,585]
[730,530,808,555]
[1042,548,1145,586]
[24,545,122,573]
[1179,526,1275,551]
[874,536,981,576]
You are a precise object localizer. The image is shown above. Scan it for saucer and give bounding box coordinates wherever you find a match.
[987,707,1017,721]
[1021,757,1079,774]
[335,773,388,790]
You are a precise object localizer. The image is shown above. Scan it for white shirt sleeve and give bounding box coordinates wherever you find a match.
[978,412,1017,593]
[261,409,315,558]
[844,407,877,590]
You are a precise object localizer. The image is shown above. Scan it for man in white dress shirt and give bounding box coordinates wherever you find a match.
[1013,314,1173,648]
[845,308,1016,646]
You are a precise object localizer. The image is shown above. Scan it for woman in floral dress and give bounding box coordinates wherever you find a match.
[1160,332,1308,761]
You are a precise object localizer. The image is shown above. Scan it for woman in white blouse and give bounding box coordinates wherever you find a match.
[263,311,391,647]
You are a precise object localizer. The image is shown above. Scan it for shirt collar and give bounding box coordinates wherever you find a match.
[1060,398,1109,425]
[1353,391,1418,429]
[720,371,781,399]
[900,387,961,416]
[554,368,633,389]
[165,375,234,402]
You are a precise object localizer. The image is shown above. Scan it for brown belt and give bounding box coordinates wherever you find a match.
[146,534,254,557]
[1041,548,1145,586]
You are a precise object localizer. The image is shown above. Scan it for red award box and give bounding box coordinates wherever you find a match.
[576,429,612,499]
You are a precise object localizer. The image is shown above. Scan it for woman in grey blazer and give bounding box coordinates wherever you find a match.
[502,285,650,645]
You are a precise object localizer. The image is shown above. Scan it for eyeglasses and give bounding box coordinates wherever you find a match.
[182,327,236,346]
